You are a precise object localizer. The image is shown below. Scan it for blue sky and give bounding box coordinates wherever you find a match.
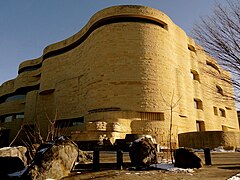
[0,0,228,85]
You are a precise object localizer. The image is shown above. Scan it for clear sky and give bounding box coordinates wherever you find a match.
[0,0,228,85]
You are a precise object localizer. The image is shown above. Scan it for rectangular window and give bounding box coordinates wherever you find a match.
[213,106,218,116]
[219,108,226,117]
[196,121,205,132]
[4,116,13,123]
[194,99,203,110]
[140,112,164,121]
[56,117,84,128]
[16,114,24,119]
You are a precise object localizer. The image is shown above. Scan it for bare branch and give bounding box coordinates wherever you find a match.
[9,122,24,147]
[192,0,240,103]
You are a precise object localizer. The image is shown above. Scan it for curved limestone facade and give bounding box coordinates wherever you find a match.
[0,5,239,147]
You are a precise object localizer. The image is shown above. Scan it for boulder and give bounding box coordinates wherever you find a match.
[0,146,27,166]
[129,137,158,168]
[174,148,203,168]
[0,146,28,179]
[30,137,78,180]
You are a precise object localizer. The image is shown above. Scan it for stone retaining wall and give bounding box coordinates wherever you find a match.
[178,131,240,149]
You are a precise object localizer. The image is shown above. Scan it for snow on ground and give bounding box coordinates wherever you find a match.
[227,173,240,180]
[213,146,235,152]
[193,146,235,152]
[150,163,195,173]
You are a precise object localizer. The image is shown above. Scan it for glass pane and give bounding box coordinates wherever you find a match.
[16,114,24,119]
[5,95,26,102]
[4,116,13,122]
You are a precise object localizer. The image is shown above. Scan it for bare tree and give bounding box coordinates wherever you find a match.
[161,91,181,164]
[8,109,70,160]
[9,123,24,147]
[192,0,240,103]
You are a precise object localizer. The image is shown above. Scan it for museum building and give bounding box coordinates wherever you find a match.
[0,5,239,148]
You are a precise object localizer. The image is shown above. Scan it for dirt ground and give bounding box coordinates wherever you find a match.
[63,152,240,180]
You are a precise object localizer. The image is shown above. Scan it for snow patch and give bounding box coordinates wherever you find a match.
[193,146,235,152]
[213,146,234,152]
[150,163,195,173]
[227,173,240,180]
[8,167,28,177]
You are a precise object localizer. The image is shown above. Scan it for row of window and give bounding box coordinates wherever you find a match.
[54,112,165,128]
[194,99,226,117]
[188,44,219,68]
[18,63,42,74]
[0,113,24,123]
[213,106,226,117]
[55,117,84,128]
[88,107,121,113]
[0,94,26,104]
[0,84,39,104]
[190,70,224,95]
[196,121,231,132]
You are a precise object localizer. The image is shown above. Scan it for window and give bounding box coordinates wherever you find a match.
[18,63,42,74]
[55,117,84,128]
[206,61,220,73]
[16,114,24,119]
[188,44,196,52]
[213,106,218,116]
[0,113,24,123]
[219,108,226,117]
[5,94,26,103]
[194,99,203,110]
[190,70,200,82]
[4,116,13,123]
[196,121,205,131]
[216,85,223,95]
[140,112,164,121]
[88,107,121,113]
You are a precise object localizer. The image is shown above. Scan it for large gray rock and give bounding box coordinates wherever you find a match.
[174,148,203,168]
[129,137,158,168]
[30,137,78,180]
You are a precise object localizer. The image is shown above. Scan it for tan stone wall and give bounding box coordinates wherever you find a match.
[178,131,240,149]
[0,5,239,146]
